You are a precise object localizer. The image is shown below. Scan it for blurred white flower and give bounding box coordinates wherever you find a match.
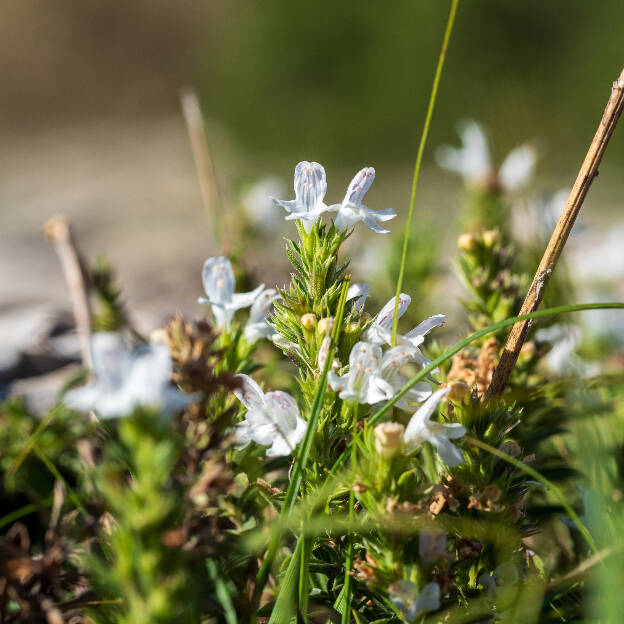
[270,161,336,233]
[380,344,433,410]
[346,282,370,312]
[331,167,396,233]
[513,189,569,245]
[404,387,466,466]
[389,580,440,622]
[198,256,264,329]
[244,288,279,344]
[328,342,394,405]
[534,324,600,377]
[232,374,307,457]
[64,333,194,419]
[436,119,536,192]
[241,177,286,231]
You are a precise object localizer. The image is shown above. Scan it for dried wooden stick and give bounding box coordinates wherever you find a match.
[180,87,223,246]
[485,67,624,401]
[44,216,93,368]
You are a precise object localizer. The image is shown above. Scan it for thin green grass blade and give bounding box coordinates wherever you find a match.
[391,0,460,346]
[268,538,303,624]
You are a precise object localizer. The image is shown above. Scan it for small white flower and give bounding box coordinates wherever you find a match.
[232,374,307,457]
[436,119,536,192]
[271,333,302,356]
[389,580,440,622]
[64,333,193,419]
[244,288,279,343]
[198,257,264,329]
[328,342,395,405]
[404,387,466,467]
[380,344,433,410]
[330,167,396,233]
[346,282,370,312]
[270,161,336,233]
[365,295,445,378]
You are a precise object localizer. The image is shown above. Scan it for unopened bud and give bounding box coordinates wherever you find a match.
[301,313,317,330]
[482,230,500,248]
[374,422,405,459]
[446,381,471,405]
[457,233,477,253]
[317,317,334,336]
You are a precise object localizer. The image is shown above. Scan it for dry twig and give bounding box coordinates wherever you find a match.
[485,67,624,400]
[44,216,92,368]
[180,87,223,247]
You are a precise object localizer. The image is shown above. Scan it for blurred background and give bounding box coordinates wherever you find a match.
[1,0,623,380]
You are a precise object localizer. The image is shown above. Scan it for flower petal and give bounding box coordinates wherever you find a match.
[294,161,327,211]
[233,374,266,411]
[344,167,375,204]
[499,143,537,191]
[404,387,449,448]
[202,257,235,304]
[405,314,446,339]
[231,284,265,310]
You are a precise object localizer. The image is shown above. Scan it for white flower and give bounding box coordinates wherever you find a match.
[404,387,466,467]
[328,342,394,405]
[64,333,193,419]
[198,257,264,329]
[389,580,440,622]
[346,282,370,312]
[436,119,536,192]
[380,344,433,410]
[244,288,279,343]
[270,161,336,233]
[330,167,396,233]
[365,295,445,379]
[232,374,307,457]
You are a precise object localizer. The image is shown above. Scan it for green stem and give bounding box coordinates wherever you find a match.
[342,403,359,624]
[333,302,624,474]
[255,278,352,603]
[392,0,460,347]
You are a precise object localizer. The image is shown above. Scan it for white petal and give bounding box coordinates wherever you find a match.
[247,288,277,325]
[362,216,391,234]
[405,314,445,340]
[270,197,298,213]
[368,294,411,338]
[344,167,375,205]
[404,387,449,447]
[499,143,537,191]
[346,283,370,312]
[436,119,491,182]
[264,390,301,435]
[366,376,396,405]
[414,583,440,616]
[231,284,265,310]
[233,374,266,411]
[430,436,464,467]
[443,422,467,439]
[294,161,327,212]
[202,257,235,305]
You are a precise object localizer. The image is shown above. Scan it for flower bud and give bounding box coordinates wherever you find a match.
[317,317,334,336]
[446,381,471,405]
[457,233,477,253]
[482,229,500,248]
[301,313,317,330]
[374,422,405,459]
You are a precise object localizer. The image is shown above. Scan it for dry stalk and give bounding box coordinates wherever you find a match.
[180,87,223,247]
[485,67,624,401]
[44,216,93,368]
